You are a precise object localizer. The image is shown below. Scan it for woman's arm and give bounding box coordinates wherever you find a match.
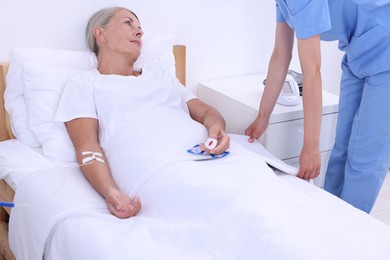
[245,22,294,142]
[187,99,230,154]
[296,35,322,180]
[65,118,141,218]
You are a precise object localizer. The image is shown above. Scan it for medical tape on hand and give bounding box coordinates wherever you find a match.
[81,151,105,164]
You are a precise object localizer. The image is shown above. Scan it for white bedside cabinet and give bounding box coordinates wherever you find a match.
[198,74,339,187]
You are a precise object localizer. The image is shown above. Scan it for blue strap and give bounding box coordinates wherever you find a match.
[187,144,230,159]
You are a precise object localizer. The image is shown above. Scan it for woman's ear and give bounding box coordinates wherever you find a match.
[94,26,107,45]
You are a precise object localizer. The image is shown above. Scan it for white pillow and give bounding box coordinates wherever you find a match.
[5,48,98,148]
[9,31,176,162]
[0,139,55,186]
[134,30,176,77]
[23,63,81,163]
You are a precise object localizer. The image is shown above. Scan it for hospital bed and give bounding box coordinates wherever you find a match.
[1,35,390,260]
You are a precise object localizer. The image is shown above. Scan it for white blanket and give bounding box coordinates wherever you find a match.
[9,137,390,260]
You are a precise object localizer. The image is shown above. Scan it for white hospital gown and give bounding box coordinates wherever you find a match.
[55,69,209,192]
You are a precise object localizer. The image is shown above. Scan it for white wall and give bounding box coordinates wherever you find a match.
[0,0,342,94]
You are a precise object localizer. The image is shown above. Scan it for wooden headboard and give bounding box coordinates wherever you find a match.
[173,45,186,86]
[0,62,11,142]
[0,45,186,143]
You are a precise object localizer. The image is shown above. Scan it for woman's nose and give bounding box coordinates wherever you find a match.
[135,28,143,38]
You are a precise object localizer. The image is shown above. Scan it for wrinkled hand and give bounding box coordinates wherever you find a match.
[105,188,141,219]
[297,146,321,180]
[245,117,269,143]
[200,125,230,155]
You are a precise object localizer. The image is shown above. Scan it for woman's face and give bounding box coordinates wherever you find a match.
[99,9,143,58]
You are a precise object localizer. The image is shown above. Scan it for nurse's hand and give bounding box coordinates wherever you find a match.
[297,145,321,180]
[106,188,141,219]
[245,116,269,143]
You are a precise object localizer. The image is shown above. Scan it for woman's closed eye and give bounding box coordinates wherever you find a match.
[124,18,141,30]
[124,19,132,26]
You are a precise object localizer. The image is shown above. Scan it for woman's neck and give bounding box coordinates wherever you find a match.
[97,52,140,76]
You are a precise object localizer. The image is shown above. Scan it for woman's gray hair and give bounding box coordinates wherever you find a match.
[86,7,139,55]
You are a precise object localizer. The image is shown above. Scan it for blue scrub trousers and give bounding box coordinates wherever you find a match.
[324,55,390,213]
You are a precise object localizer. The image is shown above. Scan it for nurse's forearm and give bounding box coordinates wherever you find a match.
[257,22,294,121]
[297,35,322,150]
[302,72,322,149]
[258,51,292,121]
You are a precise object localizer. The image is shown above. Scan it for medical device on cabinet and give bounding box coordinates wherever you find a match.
[263,70,302,106]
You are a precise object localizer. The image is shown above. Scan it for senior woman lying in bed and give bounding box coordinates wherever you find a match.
[54,7,230,219]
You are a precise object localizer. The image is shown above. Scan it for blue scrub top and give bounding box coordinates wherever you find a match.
[275,0,390,77]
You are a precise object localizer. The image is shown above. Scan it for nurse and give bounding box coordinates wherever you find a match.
[245,0,390,213]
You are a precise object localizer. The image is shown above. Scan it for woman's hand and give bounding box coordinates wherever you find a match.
[105,188,141,219]
[200,125,230,155]
[245,116,269,143]
[187,99,229,155]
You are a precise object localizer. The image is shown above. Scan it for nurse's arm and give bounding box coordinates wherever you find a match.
[296,35,322,179]
[65,118,141,218]
[246,22,294,142]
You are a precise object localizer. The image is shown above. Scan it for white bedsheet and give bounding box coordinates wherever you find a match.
[8,136,390,260]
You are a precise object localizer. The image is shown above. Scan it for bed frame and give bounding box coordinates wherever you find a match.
[0,45,186,260]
